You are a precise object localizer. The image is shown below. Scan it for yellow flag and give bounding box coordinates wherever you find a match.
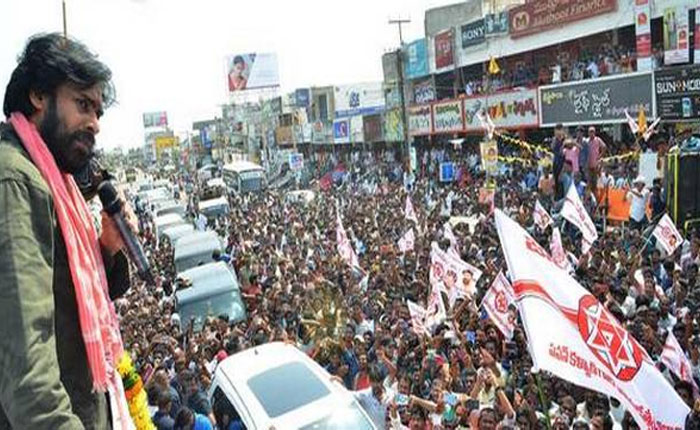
[637,107,647,133]
[488,57,500,75]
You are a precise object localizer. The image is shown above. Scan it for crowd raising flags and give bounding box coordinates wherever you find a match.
[481,271,517,340]
[561,184,598,254]
[494,209,689,429]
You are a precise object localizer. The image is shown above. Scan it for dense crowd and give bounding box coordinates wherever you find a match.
[117,128,700,430]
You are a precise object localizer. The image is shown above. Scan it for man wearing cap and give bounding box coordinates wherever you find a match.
[627,176,650,230]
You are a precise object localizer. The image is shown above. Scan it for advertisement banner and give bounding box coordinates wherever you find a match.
[432,100,464,133]
[509,0,617,39]
[439,162,455,182]
[226,53,279,93]
[539,72,653,127]
[382,52,399,83]
[404,39,429,79]
[408,105,432,136]
[654,65,700,120]
[143,111,167,128]
[663,6,690,65]
[434,29,454,70]
[485,11,509,36]
[363,114,383,143]
[634,0,652,71]
[414,79,436,104]
[464,89,539,130]
[334,82,386,118]
[289,153,304,171]
[333,119,350,144]
[383,109,404,142]
[155,136,177,154]
[294,88,310,108]
[480,139,499,174]
[461,19,485,49]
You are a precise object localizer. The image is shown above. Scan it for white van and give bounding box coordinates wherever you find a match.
[199,196,230,219]
[154,213,186,239]
[173,231,222,274]
[208,342,378,430]
[222,161,266,194]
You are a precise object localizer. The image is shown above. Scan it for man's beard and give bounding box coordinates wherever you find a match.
[38,97,95,174]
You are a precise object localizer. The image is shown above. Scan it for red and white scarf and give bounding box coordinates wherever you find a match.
[10,112,131,428]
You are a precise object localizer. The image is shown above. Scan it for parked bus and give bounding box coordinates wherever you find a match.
[222,161,266,194]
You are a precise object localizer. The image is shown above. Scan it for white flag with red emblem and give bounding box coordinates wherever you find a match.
[407,300,429,336]
[405,195,418,223]
[336,213,360,269]
[652,214,684,256]
[494,209,689,430]
[550,227,573,273]
[561,184,598,251]
[533,199,553,231]
[661,332,699,394]
[481,271,517,339]
[398,228,415,253]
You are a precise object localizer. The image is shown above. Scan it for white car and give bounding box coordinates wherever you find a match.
[208,342,378,430]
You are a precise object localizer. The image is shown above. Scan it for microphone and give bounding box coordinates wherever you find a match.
[97,181,154,284]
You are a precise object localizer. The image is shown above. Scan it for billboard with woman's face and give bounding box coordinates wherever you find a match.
[226,53,279,93]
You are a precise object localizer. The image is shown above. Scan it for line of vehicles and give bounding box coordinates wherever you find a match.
[128,160,374,430]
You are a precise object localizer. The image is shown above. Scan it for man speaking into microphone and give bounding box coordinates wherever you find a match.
[0,34,134,429]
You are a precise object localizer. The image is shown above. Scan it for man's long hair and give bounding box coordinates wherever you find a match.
[3,32,115,118]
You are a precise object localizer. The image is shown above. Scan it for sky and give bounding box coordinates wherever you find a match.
[0,0,455,150]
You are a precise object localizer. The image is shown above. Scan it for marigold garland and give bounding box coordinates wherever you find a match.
[117,353,156,430]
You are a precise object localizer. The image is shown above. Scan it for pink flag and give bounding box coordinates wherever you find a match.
[425,283,447,330]
[405,195,418,223]
[653,214,684,256]
[431,242,482,306]
[481,271,517,339]
[494,209,689,429]
[398,228,415,253]
[336,213,360,268]
[661,332,699,394]
[533,199,553,231]
[550,227,573,273]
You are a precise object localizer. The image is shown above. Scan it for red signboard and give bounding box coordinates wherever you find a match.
[509,0,617,39]
[434,29,454,70]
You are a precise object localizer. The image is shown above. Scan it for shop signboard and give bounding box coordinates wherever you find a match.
[655,65,700,120]
[485,11,509,36]
[461,19,485,48]
[509,0,617,39]
[539,72,653,127]
[434,29,455,70]
[414,79,436,105]
[333,119,350,144]
[432,100,464,133]
[464,89,539,130]
[334,82,385,118]
[409,105,432,136]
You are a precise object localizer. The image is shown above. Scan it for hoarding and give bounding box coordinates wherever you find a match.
[408,105,432,136]
[295,88,311,108]
[383,109,404,142]
[333,119,350,144]
[509,0,617,39]
[634,0,652,71]
[334,82,385,118]
[461,19,485,48]
[404,39,429,79]
[226,53,279,93]
[434,29,455,70]
[539,72,653,126]
[432,100,464,133]
[464,89,539,130]
[663,6,690,65]
[155,136,177,154]
[382,52,399,83]
[655,65,700,120]
[143,111,167,128]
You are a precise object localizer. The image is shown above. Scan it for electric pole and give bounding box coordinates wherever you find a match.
[62,0,68,39]
[388,17,411,165]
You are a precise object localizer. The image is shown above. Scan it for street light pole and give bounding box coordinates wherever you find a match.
[62,0,68,39]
